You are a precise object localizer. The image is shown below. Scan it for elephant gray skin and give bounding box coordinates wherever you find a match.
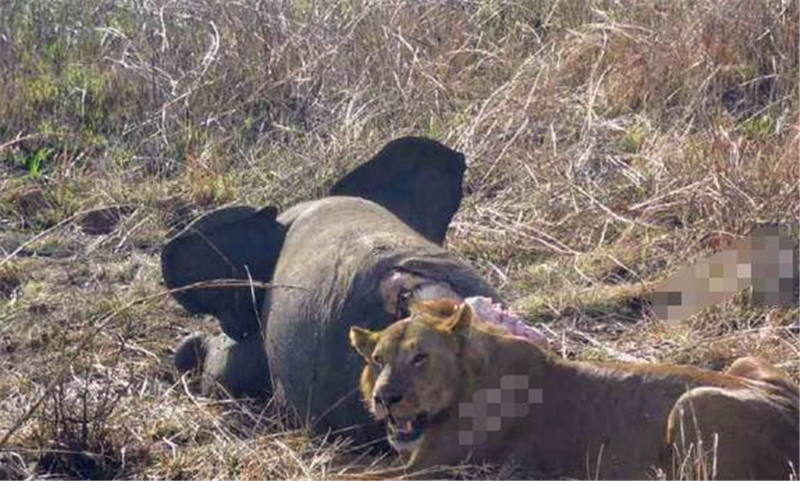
[162,137,501,442]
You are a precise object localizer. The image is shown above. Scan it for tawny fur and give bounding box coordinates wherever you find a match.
[350,299,799,480]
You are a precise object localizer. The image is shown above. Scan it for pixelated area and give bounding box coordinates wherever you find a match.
[457,374,542,446]
[651,224,799,322]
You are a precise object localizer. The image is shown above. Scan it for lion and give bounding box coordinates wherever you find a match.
[349,299,799,480]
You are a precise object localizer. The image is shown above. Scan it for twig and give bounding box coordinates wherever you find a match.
[0,280,301,446]
[566,328,646,363]
[0,209,90,268]
[0,133,53,153]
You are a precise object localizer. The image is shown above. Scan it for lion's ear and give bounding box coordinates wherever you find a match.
[411,298,460,318]
[444,302,473,335]
[350,326,379,359]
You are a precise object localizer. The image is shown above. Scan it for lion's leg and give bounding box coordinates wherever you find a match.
[725,356,799,399]
[341,464,455,480]
[666,386,798,480]
[341,433,468,480]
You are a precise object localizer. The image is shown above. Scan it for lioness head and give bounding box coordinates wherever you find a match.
[349,299,472,451]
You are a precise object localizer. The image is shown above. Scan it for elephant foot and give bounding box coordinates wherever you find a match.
[174,332,272,398]
[175,333,207,373]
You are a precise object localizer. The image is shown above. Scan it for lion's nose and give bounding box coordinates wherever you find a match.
[374,392,403,407]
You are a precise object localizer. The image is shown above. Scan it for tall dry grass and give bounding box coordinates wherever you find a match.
[0,0,797,478]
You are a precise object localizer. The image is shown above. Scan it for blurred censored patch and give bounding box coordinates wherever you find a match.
[457,374,542,446]
[651,224,798,322]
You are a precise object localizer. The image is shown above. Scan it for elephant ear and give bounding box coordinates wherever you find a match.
[161,205,285,341]
[330,137,466,245]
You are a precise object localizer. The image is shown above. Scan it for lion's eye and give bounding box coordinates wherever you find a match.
[411,353,428,366]
[372,354,384,366]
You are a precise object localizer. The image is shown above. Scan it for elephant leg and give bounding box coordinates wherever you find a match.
[175,332,271,398]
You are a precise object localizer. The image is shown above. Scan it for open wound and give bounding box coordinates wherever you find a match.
[464,296,548,347]
[379,270,547,346]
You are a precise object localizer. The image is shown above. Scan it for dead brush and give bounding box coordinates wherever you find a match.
[0,0,797,479]
[30,363,130,479]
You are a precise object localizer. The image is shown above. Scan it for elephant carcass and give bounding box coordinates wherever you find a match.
[161,137,500,440]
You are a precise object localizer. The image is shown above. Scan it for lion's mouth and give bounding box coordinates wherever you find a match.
[387,412,429,445]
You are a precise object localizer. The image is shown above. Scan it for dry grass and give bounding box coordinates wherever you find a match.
[0,0,797,479]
